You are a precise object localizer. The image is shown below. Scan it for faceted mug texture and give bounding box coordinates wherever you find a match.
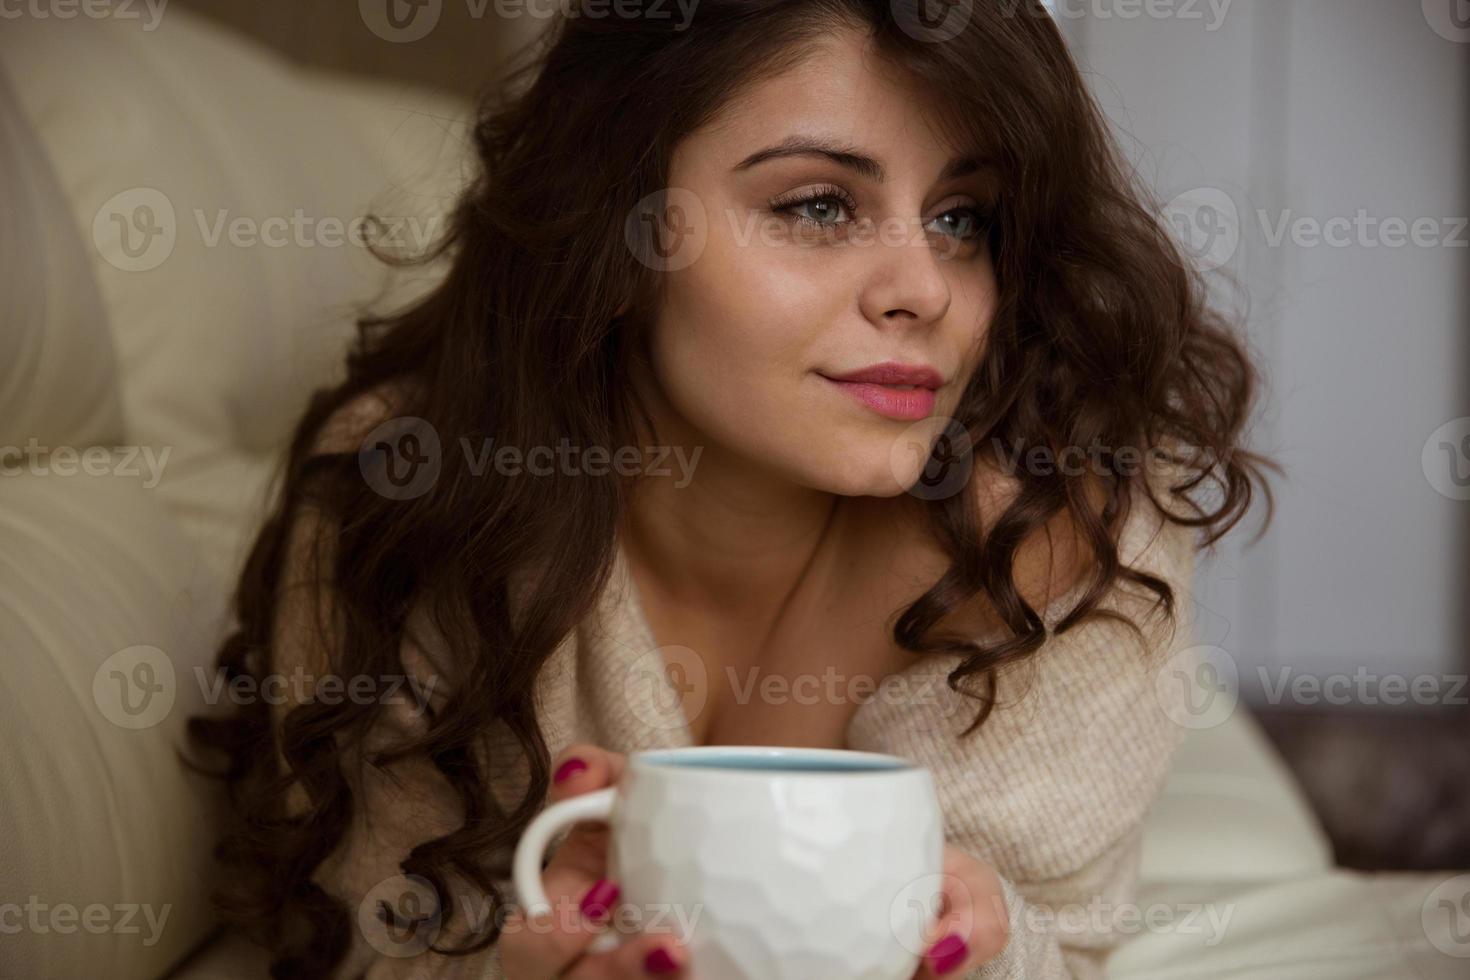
[606,751,945,980]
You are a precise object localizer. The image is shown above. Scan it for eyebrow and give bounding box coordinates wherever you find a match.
[731,135,987,184]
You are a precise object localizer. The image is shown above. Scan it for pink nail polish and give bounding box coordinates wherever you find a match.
[554,758,588,783]
[925,932,968,975]
[579,879,619,921]
[644,945,679,974]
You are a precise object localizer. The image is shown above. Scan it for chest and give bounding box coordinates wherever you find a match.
[631,506,984,750]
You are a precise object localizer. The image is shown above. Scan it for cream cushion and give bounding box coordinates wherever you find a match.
[0,8,467,980]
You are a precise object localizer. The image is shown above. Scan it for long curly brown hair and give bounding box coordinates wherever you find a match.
[185,1,1277,976]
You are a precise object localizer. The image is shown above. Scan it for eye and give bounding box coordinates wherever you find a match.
[926,206,992,240]
[771,184,858,228]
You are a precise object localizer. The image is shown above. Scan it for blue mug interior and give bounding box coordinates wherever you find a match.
[637,748,912,773]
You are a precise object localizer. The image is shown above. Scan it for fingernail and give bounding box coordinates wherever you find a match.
[644,945,679,974]
[925,932,968,975]
[554,757,588,783]
[579,879,619,921]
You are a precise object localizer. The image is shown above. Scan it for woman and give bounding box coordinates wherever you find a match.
[186,1,1275,978]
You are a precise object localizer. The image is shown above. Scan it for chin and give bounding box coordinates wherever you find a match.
[806,446,922,499]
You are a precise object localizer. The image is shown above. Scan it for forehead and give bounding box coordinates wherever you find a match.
[677,27,960,176]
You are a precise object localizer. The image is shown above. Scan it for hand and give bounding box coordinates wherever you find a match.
[500,744,689,979]
[909,844,1012,978]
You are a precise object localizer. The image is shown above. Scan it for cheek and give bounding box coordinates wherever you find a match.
[654,233,834,426]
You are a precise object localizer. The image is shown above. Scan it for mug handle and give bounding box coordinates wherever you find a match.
[513,786,623,955]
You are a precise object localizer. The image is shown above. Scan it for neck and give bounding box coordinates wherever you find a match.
[621,364,843,625]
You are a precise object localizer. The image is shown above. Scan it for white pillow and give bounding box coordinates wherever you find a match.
[0,462,229,980]
[0,62,124,458]
[0,8,469,469]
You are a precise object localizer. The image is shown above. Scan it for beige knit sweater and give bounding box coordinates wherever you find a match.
[276,449,1199,980]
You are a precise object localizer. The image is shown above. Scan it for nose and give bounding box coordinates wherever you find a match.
[855,224,953,329]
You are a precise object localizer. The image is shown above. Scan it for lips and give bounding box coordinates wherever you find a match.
[818,361,944,422]
[821,362,944,389]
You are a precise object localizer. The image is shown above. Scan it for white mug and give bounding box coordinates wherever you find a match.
[513,745,945,980]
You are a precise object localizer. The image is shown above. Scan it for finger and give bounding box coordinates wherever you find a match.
[913,851,1010,977]
[550,743,628,801]
[545,745,628,878]
[500,875,627,980]
[565,929,689,979]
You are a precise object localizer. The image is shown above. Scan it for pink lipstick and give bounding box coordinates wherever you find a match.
[818,361,943,422]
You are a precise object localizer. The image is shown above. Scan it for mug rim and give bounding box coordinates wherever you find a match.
[629,744,920,775]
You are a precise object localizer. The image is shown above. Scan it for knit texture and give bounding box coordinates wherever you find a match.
[278,464,1199,980]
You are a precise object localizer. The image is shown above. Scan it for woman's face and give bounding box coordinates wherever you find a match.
[643,24,1000,498]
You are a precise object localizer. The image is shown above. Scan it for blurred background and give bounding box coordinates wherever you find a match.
[168,0,1470,873]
